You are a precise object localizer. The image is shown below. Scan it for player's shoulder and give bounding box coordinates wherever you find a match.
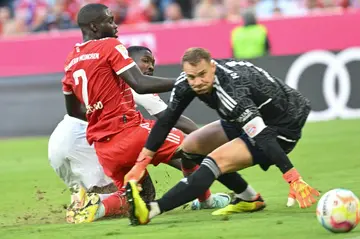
[97,37,125,49]
[98,37,129,56]
[213,58,231,64]
[64,47,77,65]
[214,58,255,78]
[212,58,238,77]
[175,72,187,85]
[213,58,241,67]
[173,72,190,90]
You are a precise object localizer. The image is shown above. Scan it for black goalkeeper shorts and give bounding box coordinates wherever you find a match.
[220,120,298,171]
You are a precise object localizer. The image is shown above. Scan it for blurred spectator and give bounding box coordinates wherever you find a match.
[0,6,10,34]
[145,1,163,22]
[0,0,15,18]
[321,0,343,11]
[351,0,360,8]
[10,0,48,34]
[156,0,172,16]
[123,0,150,25]
[32,0,76,32]
[194,0,224,20]
[231,10,270,59]
[173,0,193,19]
[108,0,150,25]
[273,7,282,16]
[0,0,359,36]
[107,0,130,24]
[305,0,326,12]
[338,0,351,8]
[255,0,307,18]
[301,0,344,13]
[224,0,242,21]
[63,0,82,22]
[164,2,183,22]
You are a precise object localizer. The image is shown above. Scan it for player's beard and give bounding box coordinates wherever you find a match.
[101,31,117,39]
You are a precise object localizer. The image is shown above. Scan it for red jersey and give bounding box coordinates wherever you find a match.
[62,38,143,145]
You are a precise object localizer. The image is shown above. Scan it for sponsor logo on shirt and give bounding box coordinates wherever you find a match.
[86,101,103,114]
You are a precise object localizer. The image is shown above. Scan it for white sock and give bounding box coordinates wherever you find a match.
[99,193,112,201]
[94,202,106,220]
[235,185,257,201]
[149,202,161,219]
[203,194,214,206]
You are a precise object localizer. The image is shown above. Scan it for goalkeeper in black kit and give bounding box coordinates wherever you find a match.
[123,47,320,225]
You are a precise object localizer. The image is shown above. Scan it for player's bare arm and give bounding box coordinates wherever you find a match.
[64,94,87,121]
[119,66,176,94]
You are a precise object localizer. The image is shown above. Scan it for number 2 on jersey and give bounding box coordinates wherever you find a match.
[73,69,89,105]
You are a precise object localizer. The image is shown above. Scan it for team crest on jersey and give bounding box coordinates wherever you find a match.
[115,44,129,59]
[244,124,257,138]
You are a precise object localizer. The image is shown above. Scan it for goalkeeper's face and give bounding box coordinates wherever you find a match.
[183,59,216,95]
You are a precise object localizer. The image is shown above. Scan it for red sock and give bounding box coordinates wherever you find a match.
[182,165,211,202]
[102,191,129,217]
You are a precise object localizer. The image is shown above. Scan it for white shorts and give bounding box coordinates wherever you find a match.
[48,115,113,191]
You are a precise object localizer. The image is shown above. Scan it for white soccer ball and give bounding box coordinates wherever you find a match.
[316,188,360,233]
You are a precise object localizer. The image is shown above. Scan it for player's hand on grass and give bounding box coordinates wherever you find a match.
[289,180,320,208]
[283,168,320,208]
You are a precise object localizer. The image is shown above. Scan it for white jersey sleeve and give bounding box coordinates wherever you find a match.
[131,89,168,115]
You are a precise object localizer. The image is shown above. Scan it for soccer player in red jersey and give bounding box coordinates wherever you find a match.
[62,4,231,223]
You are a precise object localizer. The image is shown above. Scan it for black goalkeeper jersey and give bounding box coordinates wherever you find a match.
[166,59,311,141]
[145,59,311,169]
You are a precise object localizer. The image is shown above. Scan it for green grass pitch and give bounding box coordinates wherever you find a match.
[0,119,360,239]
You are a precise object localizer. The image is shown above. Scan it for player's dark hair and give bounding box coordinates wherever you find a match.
[127,46,152,57]
[182,48,212,66]
[77,3,108,27]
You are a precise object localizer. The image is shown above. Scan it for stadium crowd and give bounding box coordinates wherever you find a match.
[0,0,358,36]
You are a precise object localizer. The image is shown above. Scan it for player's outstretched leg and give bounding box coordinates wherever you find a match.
[182,156,262,212]
[179,121,257,210]
[126,156,220,225]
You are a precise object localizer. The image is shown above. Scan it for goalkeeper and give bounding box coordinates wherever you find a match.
[125,48,320,225]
